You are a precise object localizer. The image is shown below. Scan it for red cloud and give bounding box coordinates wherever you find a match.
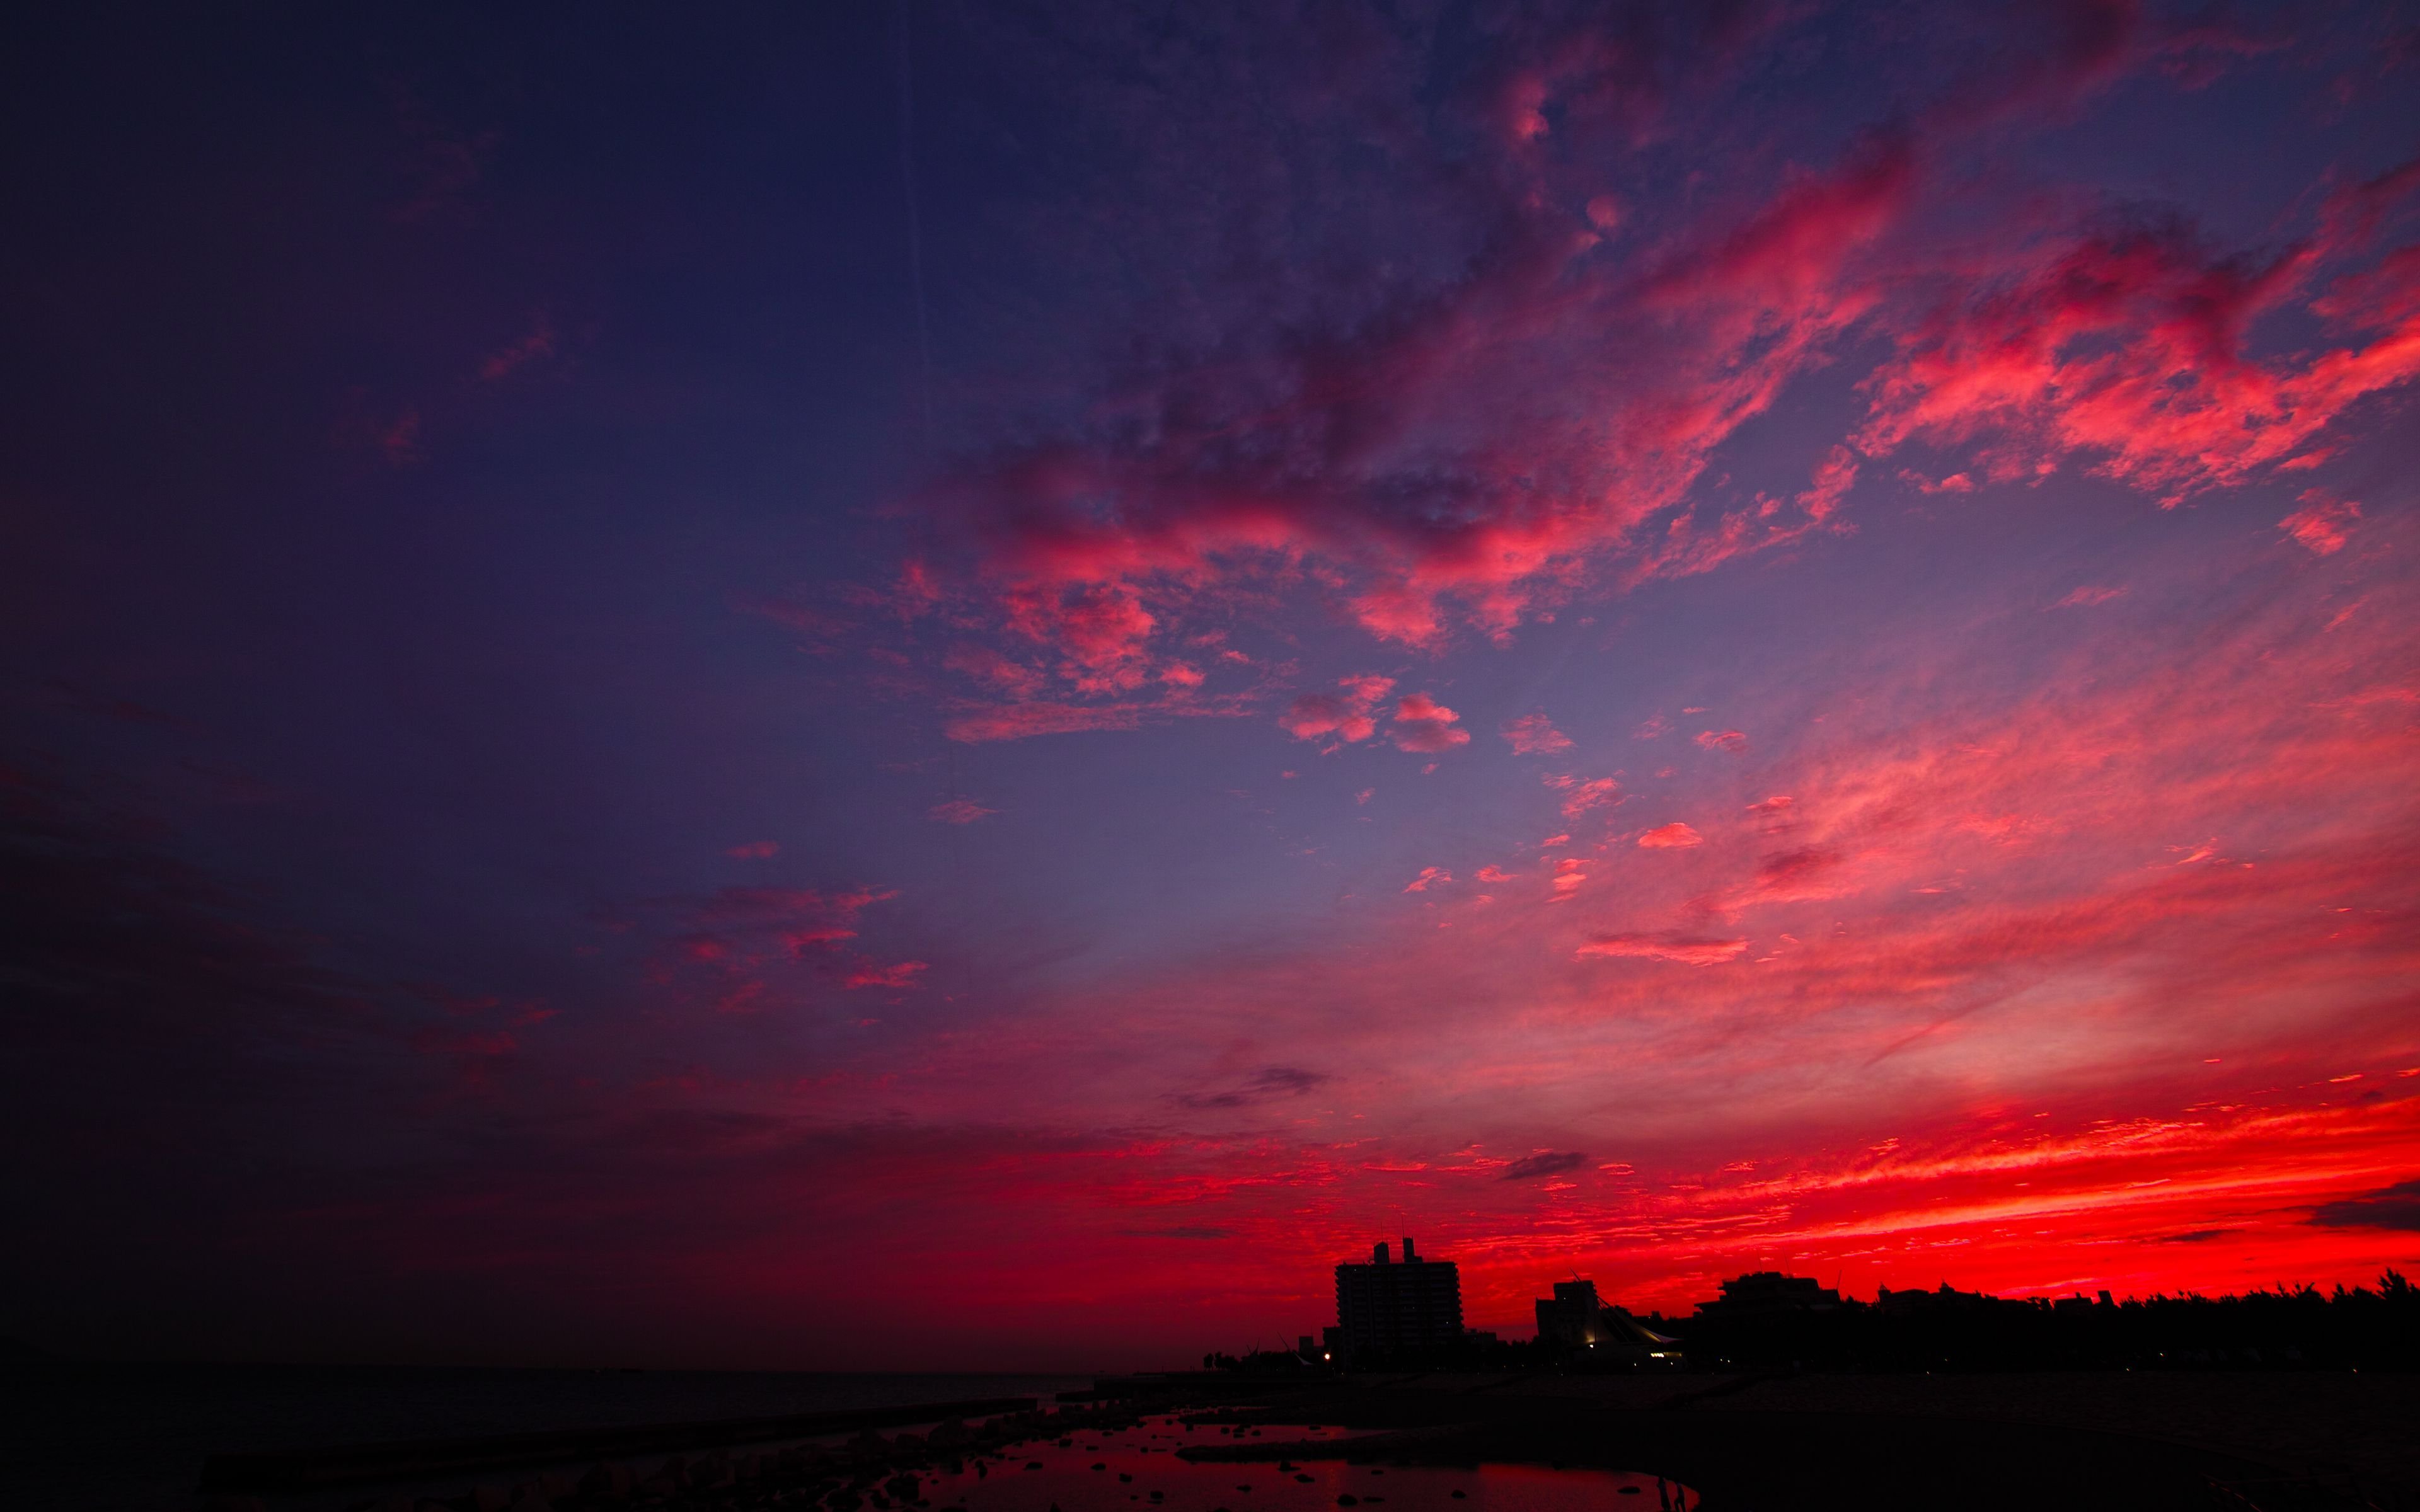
[2279,492,2361,556]
[1013,581,1162,694]
[1577,932,1750,965]
[1899,468,1977,495]
[1855,200,2420,505]
[1502,713,1574,755]
[1392,693,1471,753]
[1403,866,1451,893]
[896,125,1930,692]
[845,960,928,990]
[727,840,780,860]
[1281,675,1396,744]
[1696,729,1748,752]
[1475,866,1514,883]
[1638,822,1703,849]
[929,799,996,825]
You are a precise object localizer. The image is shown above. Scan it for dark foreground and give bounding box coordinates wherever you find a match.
[175,1368,2420,1512]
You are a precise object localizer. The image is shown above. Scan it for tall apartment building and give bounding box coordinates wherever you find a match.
[1330,1236,1463,1363]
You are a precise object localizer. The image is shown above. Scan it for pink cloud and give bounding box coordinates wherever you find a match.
[1550,856,1587,895]
[1391,693,1471,753]
[1899,469,1977,495]
[1540,832,1571,848]
[2053,585,2128,609]
[945,702,1150,743]
[1403,866,1451,893]
[1638,822,1703,849]
[1476,866,1514,883]
[727,840,780,860]
[1548,774,1620,818]
[945,644,1047,699]
[1576,932,1751,965]
[2279,492,2361,556]
[1798,444,1860,520]
[1855,200,2420,506]
[1696,729,1748,752]
[1502,713,1574,755]
[1003,581,1161,694]
[898,125,1932,687]
[1281,675,1396,743]
[929,799,996,825]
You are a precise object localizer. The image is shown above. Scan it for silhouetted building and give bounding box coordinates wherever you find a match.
[1695,1271,1843,1319]
[1333,1236,1462,1363]
[1536,1280,1605,1348]
[1533,1276,1683,1361]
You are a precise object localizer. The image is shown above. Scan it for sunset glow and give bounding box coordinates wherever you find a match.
[3,2,2416,1372]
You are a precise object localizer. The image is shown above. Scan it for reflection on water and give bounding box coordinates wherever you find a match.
[907,1414,1698,1512]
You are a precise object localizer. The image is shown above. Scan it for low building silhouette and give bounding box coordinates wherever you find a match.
[1533,1276,1683,1363]
[1695,1271,1844,1319]
[1876,1282,1993,1317]
[1332,1236,1462,1365]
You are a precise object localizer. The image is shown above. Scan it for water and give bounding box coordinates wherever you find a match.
[923,1414,1700,1512]
[0,1363,1090,1511]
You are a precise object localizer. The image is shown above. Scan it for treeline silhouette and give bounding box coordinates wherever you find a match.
[1663,1271,2420,1372]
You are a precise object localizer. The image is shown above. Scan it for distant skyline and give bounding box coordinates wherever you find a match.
[3,3,2417,1372]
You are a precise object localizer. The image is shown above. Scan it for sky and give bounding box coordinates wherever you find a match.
[2,1,2418,1373]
